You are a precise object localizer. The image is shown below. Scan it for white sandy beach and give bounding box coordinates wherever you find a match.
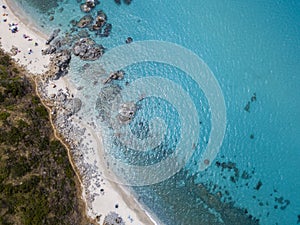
[0,0,49,74]
[0,0,156,224]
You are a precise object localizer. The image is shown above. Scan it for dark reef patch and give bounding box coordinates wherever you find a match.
[213,158,291,223]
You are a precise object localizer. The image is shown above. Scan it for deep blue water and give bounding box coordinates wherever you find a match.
[14,0,300,224]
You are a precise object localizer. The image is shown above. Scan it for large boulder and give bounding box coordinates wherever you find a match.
[51,50,72,79]
[72,38,105,61]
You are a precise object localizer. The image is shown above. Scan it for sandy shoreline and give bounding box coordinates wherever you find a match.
[0,0,49,74]
[0,0,157,224]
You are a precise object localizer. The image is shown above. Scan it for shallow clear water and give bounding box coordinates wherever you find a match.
[14,0,300,224]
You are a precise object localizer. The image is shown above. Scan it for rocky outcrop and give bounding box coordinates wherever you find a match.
[92,10,107,30]
[118,102,136,123]
[46,29,61,45]
[51,50,72,79]
[72,38,105,61]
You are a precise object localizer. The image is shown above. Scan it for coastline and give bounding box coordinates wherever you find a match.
[0,0,157,224]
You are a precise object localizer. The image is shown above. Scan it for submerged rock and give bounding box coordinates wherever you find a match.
[125,37,133,44]
[77,29,90,38]
[95,85,122,123]
[114,0,131,5]
[72,38,105,60]
[123,0,132,5]
[103,23,112,37]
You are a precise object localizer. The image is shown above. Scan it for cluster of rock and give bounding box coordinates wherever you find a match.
[99,69,137,124]
[103,212,125,225]
[42,29,105,80]
[72,37,105,60]
[41,0,137,81]
[98,68,137,124]
[42,29,74,80]
[77,7,112,37]
[49,87,82,118]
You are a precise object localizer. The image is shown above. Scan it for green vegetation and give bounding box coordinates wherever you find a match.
[0,49,89,224]
[0,111,10,121]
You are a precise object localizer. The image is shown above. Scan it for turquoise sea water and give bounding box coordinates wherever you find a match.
[14,0,300,224]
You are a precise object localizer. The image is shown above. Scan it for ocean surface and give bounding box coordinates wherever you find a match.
[13,0,300,224]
